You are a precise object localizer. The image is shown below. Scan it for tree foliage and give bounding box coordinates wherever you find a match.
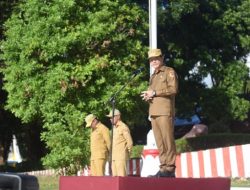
[1,0,148,173]
[0,0,23,165]
[156,0,250,130]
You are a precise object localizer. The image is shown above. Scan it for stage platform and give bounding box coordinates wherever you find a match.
[60,176,231,190]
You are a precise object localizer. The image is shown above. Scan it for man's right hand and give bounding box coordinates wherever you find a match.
[141,90,155,101]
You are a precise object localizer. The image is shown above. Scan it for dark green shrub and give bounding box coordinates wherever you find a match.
[131,145,144,158]
[0,160,44,172]
[176,133,250,153]
[132,133,250,157]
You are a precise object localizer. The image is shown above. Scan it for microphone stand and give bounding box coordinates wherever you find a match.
[108,71,141,176]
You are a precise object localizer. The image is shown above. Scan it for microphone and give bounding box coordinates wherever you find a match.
[132,67,144,76]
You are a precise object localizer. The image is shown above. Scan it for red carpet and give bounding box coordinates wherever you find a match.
[60,176,231,190]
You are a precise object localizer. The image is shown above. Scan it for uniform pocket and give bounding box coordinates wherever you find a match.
[159,75,167,89]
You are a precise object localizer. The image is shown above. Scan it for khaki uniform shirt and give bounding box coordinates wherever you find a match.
[90,122,111,160]
[149,65,178,116]
[112,121,133,161]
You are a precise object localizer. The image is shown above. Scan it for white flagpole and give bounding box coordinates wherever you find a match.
[149,0,157,75]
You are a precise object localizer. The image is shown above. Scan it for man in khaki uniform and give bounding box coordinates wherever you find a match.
[85,114,111,176]
[107,109,133,177]
[141,48,178,178]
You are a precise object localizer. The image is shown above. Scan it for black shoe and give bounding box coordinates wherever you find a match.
[159,171,176,178]
[147,171,161,178]
[147,170,175,178]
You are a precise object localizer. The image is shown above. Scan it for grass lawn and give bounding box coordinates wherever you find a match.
[37,176,59,190]
[231,178,250,187]
[37,175,250,190]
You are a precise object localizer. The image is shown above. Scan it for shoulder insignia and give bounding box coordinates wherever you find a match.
[169,70,175,79]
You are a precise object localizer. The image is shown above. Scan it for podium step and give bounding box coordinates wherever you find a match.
[60,176,231,190]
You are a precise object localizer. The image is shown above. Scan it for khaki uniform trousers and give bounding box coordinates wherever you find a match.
[91,159,106,176]
[112,160,127,177]
[151,115,176,172]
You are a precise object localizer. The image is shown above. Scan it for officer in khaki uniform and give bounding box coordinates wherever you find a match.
[141,48,178,178]
[85,114,111,176]
[107,109,133,177]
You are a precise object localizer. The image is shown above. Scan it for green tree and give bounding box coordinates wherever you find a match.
[0,0,23,165]
[155,0,250,131]
[1,0,148,174]
[1,0,46,167]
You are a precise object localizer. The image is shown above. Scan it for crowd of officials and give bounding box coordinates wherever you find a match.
[85,48,178,178]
